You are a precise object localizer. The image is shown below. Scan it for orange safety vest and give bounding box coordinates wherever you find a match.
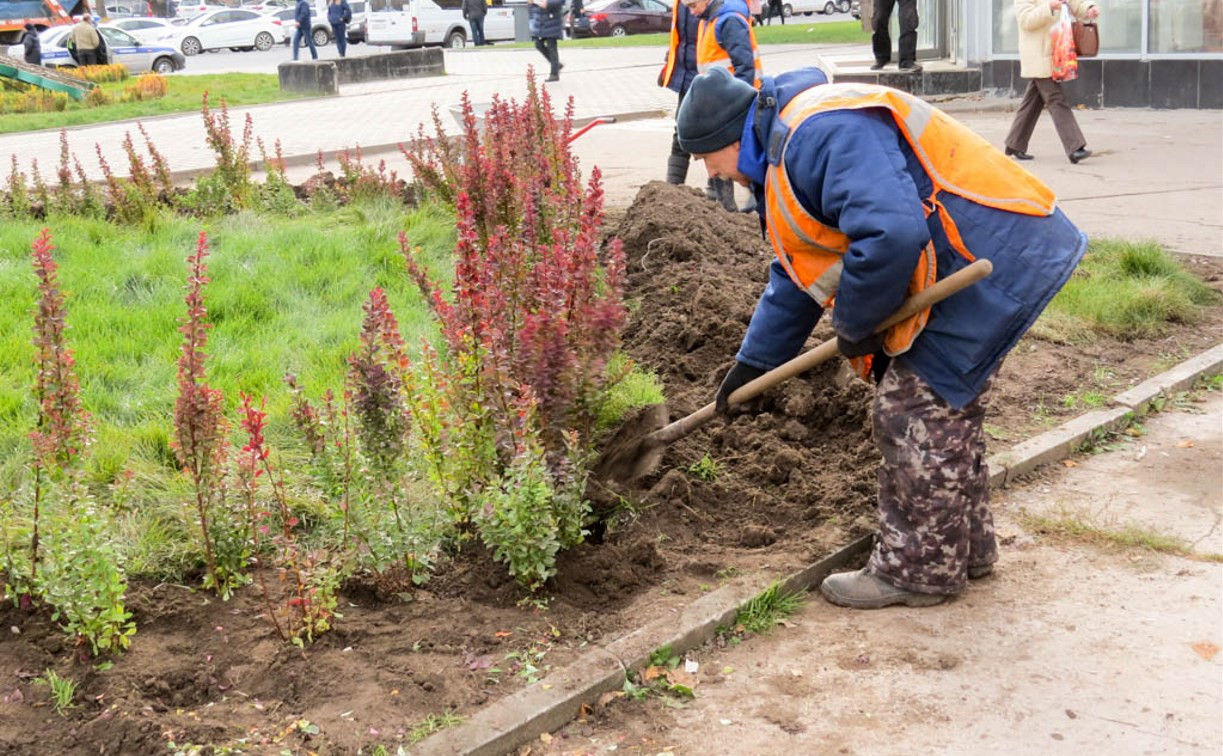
[696,11,761,88]
[661,2,682,88]
[763,83,1057,371]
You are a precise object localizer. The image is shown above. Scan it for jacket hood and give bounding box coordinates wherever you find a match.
[736,67,830,186]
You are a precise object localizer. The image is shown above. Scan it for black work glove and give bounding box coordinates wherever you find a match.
[715,361,767,416]
[835,331,884,359]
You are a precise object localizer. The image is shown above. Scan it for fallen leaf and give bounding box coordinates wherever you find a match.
[1191,641,1219,661]
[777,619,798,628]
[539,732,552,744]
[1062,459,1078,468]
[389,689,399,697]
[1176,440,1195,448]
[494,631,512,638]
[578,703,592,719]
[596,691,624,708]
[642,666,666,682]
[665,667,698,689]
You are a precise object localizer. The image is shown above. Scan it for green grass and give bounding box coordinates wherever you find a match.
[735,581,805,634]
[0,73,306,135]
[596,352,664,429]
[1034,238,1219,343]
[1017,506,1223,563]
[0,199,455,497]
[500,19,868,49]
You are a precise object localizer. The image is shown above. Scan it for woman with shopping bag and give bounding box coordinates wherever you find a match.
[1004,0,1100,165]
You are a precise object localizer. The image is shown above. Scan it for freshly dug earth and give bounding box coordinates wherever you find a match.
[1,182,1220,755]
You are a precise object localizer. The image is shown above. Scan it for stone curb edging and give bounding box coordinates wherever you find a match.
[418,536,873,756]
[987,343,1223,486]
[416,342,1223,756]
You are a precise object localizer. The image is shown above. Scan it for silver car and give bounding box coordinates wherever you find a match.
[6,25,187,74]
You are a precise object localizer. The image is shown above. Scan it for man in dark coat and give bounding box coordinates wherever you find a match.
[529,0,564,82]
[292,0,319,61]
[462,0,488,46]
[23,23,42,66]
[326,0,351,57]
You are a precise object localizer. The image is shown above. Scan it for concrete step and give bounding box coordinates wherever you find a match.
[832,58,982,97]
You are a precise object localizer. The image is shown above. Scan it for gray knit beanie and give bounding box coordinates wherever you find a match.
[676,68,758,154]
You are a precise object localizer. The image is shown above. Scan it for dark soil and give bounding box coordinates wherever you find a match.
[2,182,1220,755]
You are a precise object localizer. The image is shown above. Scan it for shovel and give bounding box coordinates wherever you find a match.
[595,258,994,484]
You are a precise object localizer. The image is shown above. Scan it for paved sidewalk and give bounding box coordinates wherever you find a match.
[539,393,1223,755]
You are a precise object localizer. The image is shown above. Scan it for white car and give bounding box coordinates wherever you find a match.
[175,8,283,54]
[784,0,850,16]
[6,25,186,73]
[175,2,228,18]
[103,17,183,46]
[265,6,331,47]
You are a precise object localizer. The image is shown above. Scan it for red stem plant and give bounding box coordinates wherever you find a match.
[237,393,335,645]
[171,232,234,596]
[27,228,90,586]
[396,74,627,586]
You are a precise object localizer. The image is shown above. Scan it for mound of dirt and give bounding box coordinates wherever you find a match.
[589,181,880,570]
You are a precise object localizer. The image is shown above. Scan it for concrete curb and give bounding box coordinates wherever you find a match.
[987,343,1223,486]
[417,343,1223,755]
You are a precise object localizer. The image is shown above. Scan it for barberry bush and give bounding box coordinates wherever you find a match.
[390,76,627,588]
[0,229,134,655]
[171,232,248,598]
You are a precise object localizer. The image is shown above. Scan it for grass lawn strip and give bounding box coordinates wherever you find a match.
[0,73,305,135]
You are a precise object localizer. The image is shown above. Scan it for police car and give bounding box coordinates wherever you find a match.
[10,25,187,73]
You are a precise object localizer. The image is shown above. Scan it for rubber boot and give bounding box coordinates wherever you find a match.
[820,568,948,609]
[666,154,690,185]
[716,178,737,212]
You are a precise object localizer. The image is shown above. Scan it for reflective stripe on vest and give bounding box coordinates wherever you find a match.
[661,2,681,88]
[763,83,1058,362]
[696,12,761,88]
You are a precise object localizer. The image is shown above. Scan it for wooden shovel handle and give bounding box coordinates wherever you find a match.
[649,258,994,446]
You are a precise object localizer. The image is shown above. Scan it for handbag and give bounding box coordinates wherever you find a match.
[1072,20,1099,58]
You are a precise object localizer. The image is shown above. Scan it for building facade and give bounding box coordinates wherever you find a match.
[870,0,1223,107]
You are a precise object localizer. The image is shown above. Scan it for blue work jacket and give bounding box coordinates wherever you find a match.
[734,69,1088,408]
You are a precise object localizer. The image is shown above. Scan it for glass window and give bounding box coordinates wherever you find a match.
[1151,0,1223,52]
[993,0,1141,54]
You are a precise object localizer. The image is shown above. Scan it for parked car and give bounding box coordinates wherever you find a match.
[851,0,859,19]
[176,8,282,54]
[175,2,229,18]
[240,0,291,10]
[6,25,186,73]
[104,16,182,46]
[570,0,670,38]
[104,2,153,18]
[784,0,849,17]
[345,0,367,43]
[266,6,331,47]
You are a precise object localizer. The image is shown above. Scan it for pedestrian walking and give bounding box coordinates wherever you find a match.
[870,0,921,72]
[676,66,1087,609]
[23,23,41,66]
[764,0,783,25]
[462,0,487,46]
[1004,0,1101,164]
[327,0,351,57]
[687,0,760,212]
[658,0,701,185]
[529,0,564,82]
[292,0,319,61]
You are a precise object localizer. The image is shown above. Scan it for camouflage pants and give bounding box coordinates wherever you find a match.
[867,361,996,595]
